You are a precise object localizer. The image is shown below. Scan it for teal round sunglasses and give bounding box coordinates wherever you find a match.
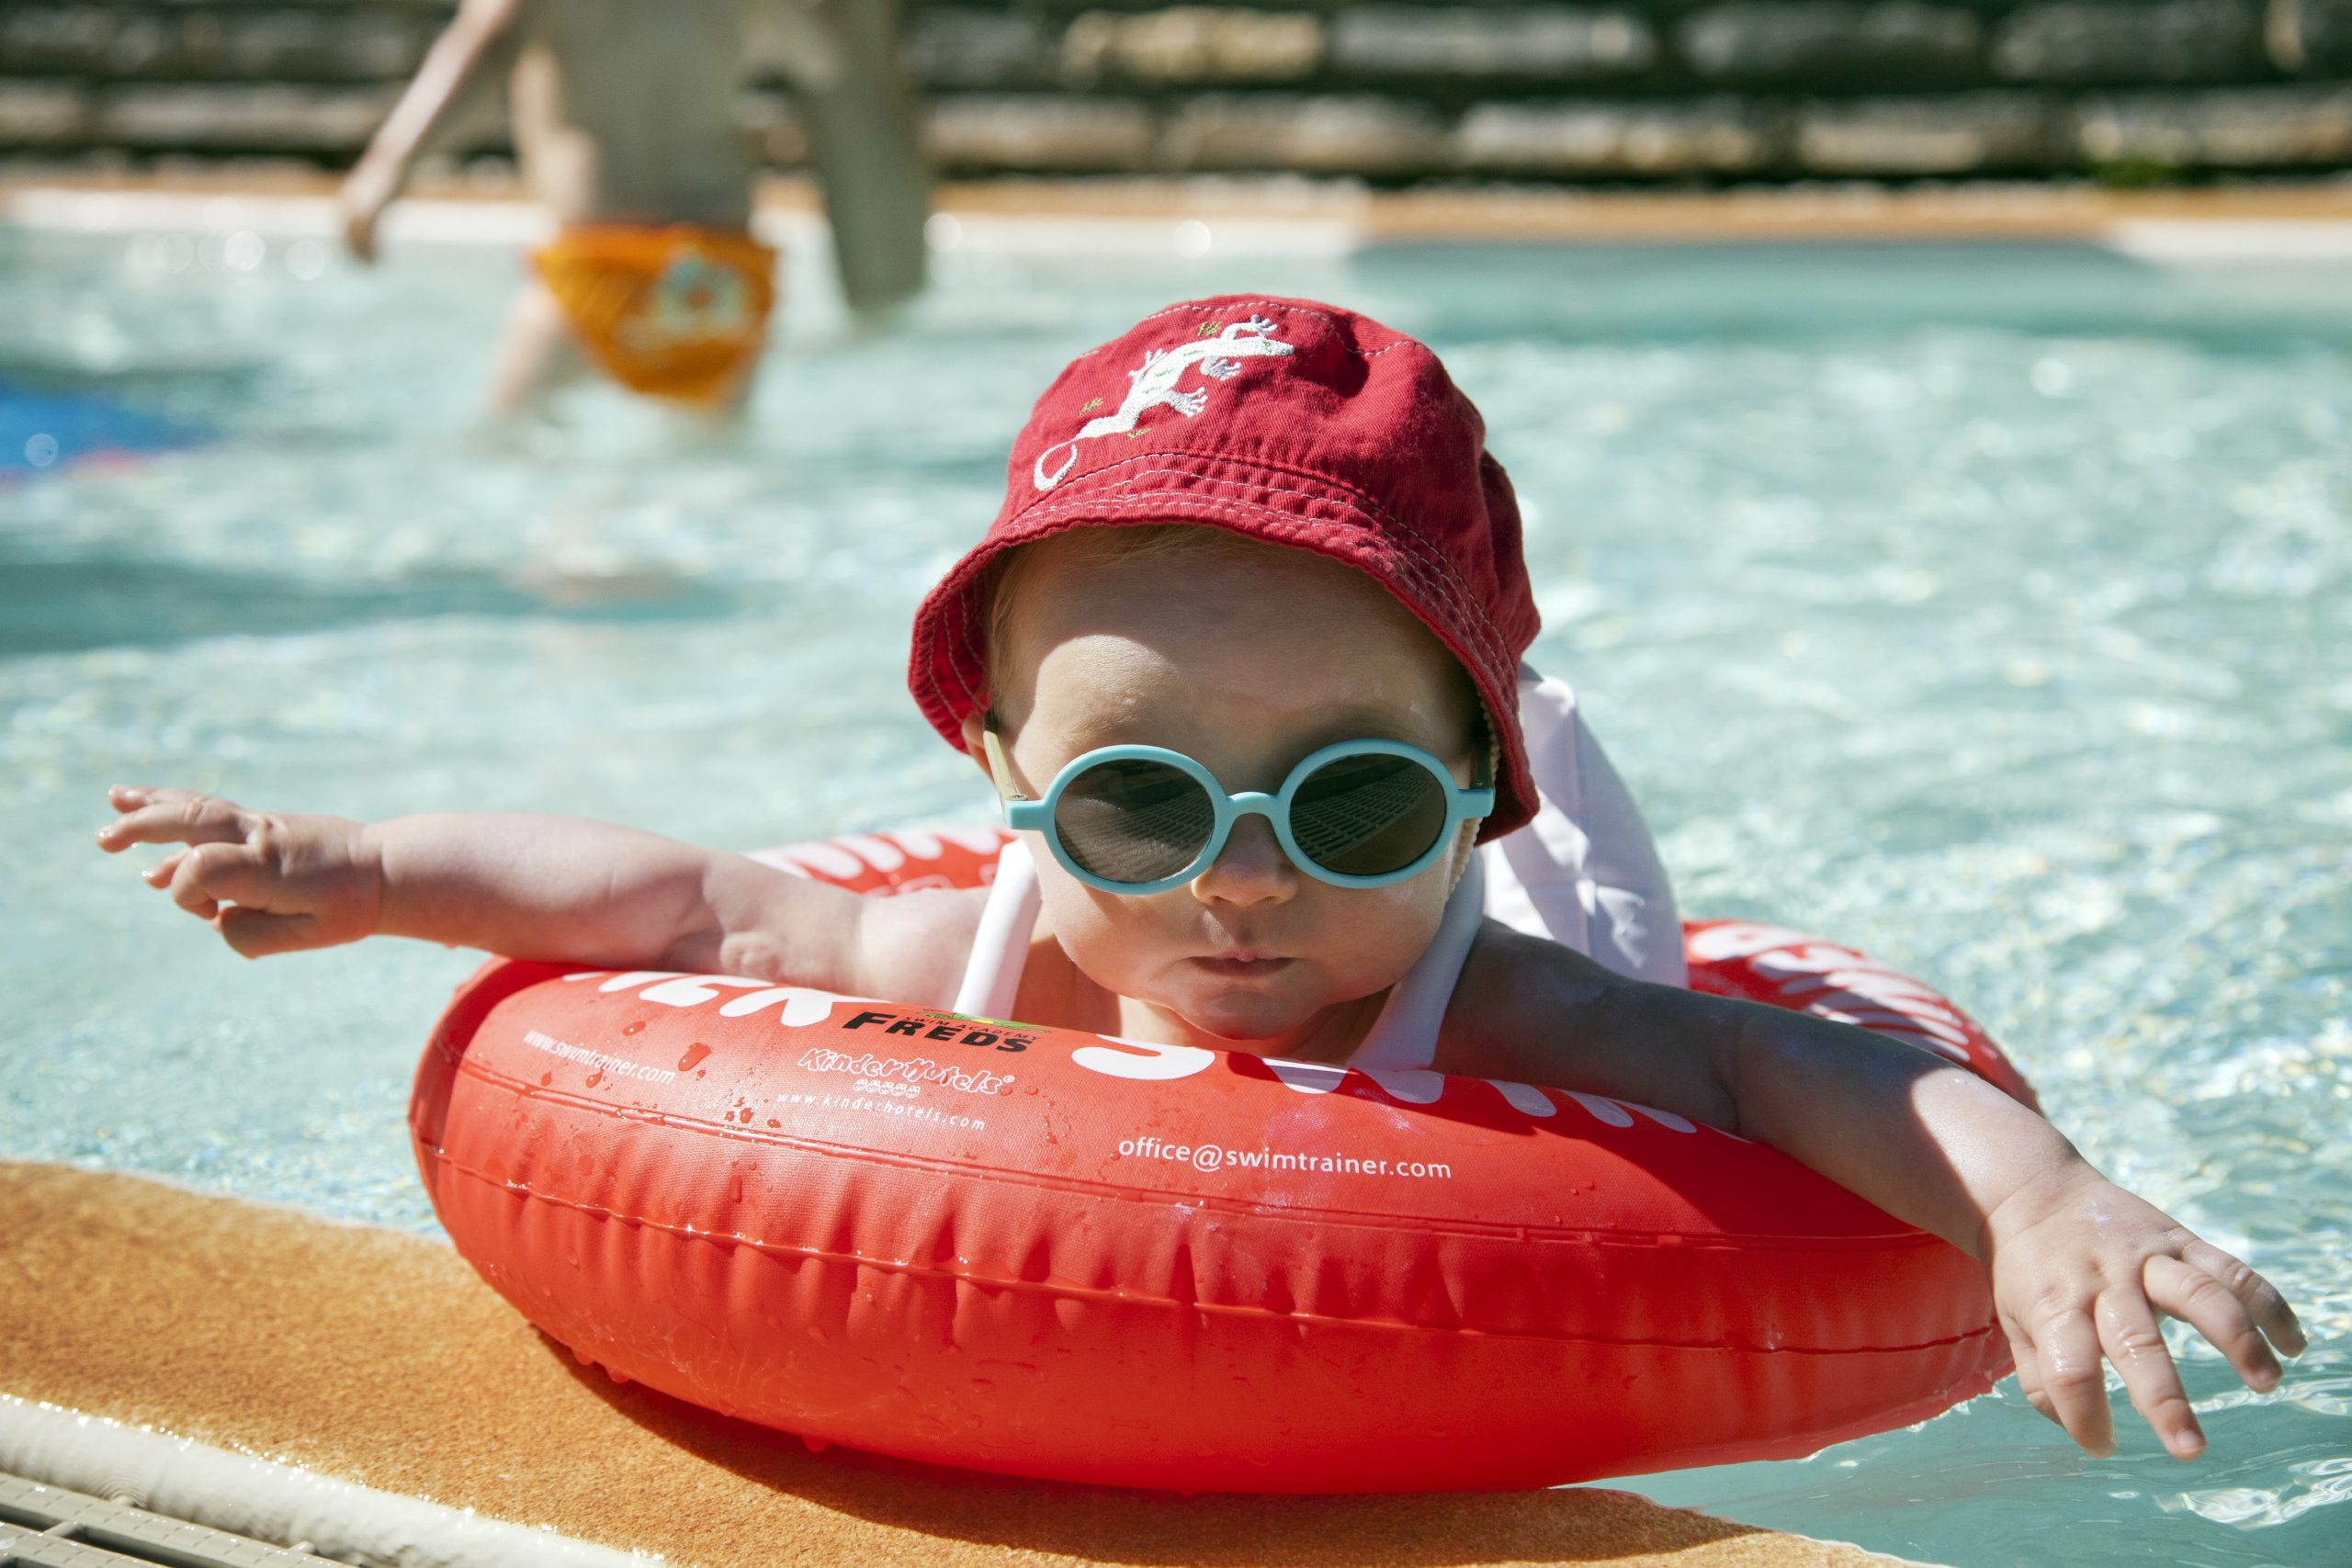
[982,718,1495,896]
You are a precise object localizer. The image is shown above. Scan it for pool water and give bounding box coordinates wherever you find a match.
[2,208,2346,1567]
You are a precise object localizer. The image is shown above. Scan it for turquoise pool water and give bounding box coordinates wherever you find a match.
[1,209,2345,1566]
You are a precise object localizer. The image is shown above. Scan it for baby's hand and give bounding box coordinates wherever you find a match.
[96,785,382,958]
[1983,1164,2305,1460]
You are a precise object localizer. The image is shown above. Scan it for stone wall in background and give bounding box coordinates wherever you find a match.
[5,0,2352,184]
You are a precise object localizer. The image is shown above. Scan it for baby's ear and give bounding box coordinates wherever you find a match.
[960,708,1003,787]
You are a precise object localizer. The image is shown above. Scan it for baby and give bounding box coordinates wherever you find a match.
[99,296,2301,1467]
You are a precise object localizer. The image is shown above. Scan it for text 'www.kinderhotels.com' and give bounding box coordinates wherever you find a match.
[1114,1134,1453,1181]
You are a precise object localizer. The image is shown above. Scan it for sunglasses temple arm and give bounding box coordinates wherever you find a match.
[980,720,1023,803]
[981,720,1057,832]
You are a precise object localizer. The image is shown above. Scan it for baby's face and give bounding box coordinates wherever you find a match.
[976,531,1481,1056]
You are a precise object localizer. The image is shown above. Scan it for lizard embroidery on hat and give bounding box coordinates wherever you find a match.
[1032,316,1297,491]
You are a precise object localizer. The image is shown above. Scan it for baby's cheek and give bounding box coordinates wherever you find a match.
[1306,881,1447,990]
[1363,842,1476,976]
[1035,883,1164,992]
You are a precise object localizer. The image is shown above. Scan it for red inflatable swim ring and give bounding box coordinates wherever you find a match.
[410,827,2034,1494]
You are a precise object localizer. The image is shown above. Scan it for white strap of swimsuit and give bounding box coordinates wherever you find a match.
[951,836,1041,1020]
[1480,664,1687,989]
[1346,851,1486,1073]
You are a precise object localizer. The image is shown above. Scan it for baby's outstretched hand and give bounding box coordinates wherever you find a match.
[1983,1164,2304,1460]
[96,785,382,958]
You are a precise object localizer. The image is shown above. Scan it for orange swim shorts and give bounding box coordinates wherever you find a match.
[533,225,778,405]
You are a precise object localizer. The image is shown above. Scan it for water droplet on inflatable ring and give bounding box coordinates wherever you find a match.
[622,1020,647,1037]
[677,1042,712,1071]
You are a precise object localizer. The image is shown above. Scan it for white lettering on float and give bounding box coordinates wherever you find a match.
[548,978,1688,1134]
[796,1048,1014,1097]
[1807,1004,1969,1046]
[638,976,772,1007]
[784,841,865,879]
[581,969,686,992]
[1555,1090,1698,1133]
[1247,1061,1653,1126]
[1264,1059,1348,1095]
[522,1029,676,1085]
[717,987,844,1028]
[1361,1068,1444,1105]
[1566,1092,1634,1128]
[1069,1039,1217,1081]
[776,828,1013,880]
[839,834,907,873]
[1689,927,1977,1065]
[564,970,853,1030]
[1767,962,1951,1006]
[1625,1103,1697,1133]
[1488,1080,1556,1117]
[1685,923,1815,963]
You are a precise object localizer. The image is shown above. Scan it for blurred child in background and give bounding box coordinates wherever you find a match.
[338,0,925,417]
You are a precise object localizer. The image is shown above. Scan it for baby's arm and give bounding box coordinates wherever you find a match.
[94,785,961,998]
[1453,926,2307,1461]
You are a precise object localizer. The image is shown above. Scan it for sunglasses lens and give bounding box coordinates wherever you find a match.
[1055,758,1216,885]
[1289,752,1449,878]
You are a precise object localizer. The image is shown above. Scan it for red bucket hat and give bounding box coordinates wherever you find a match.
[908,294,1543,840]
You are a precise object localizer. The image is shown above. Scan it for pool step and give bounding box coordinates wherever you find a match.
[0,1472,329,1567]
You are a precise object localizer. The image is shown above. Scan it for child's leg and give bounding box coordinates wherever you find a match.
[658,369,757,444]
[486,276,588,417]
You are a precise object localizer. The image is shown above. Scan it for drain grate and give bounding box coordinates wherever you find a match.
[0,1397,645,1567]
[0,1472,333,1567]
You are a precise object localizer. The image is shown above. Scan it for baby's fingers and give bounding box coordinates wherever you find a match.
[2147,1255,2280,1393]
[217,906,326,959]
[2182,1241,2306,1359]
[165,840,275,922]
[2005,1319,2059,1425]
[2034,1305,2117,1458]
[2097,1291,2203,1460]
[98,787,253,852]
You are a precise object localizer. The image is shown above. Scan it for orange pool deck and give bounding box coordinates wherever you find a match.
[0,1162,1931,1568]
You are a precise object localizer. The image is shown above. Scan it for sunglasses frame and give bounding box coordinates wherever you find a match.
[981,718,1495,896]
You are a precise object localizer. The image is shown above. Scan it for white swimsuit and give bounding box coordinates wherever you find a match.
[950,665,1684,1072]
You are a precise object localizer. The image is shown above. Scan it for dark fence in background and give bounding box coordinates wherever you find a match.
[5,1,2352,184]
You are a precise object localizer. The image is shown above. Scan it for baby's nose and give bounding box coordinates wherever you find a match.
[1192,813,1295,906]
